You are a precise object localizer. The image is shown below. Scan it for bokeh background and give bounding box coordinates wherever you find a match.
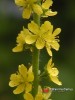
[0,0,75,100]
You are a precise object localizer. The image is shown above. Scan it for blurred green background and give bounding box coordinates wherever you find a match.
[0,0,75,100]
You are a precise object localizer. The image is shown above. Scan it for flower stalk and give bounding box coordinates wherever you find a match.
[32,47,40,96]
[32,0,41,97]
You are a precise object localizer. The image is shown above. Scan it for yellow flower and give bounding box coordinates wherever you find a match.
[25,21,61,56]
[24,86,52,100]
[12,28,29,52]
[9,64,34,94]
[42,0,57,17]
[15,0,43,19]
[47,58,62,85]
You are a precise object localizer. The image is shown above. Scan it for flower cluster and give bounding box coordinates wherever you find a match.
[15,0,57,19]
[24,86,52,100]
[9,64,52,99]
[9,0,62,100]
[12,21,61,56]
[9,64,34,94]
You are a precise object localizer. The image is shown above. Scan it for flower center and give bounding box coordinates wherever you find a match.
[50,68,59,76]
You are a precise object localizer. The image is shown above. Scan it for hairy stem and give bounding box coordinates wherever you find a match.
[32,0,41,97]
[32,47,40,96]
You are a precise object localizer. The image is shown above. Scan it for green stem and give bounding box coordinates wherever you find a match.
[32,1,41,97]
[32,47,40,96]
[33,13,40,26]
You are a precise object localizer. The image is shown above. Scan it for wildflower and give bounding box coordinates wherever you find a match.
[24,86,52,100]
[25,21,61,56]
[42,0,57,17]
[9,64,34,94]
[15,0,43,19]
[12,30,25,52]
[47,58,62,85]
[12,28,30,52]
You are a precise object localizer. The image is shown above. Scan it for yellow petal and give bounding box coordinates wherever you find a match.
[25,34,37,44]
[27,66,34,82]
[28,66,32,72]
[23,28,30,34]
[16,31,25,44]
[28,21,39,34]
[46,45,52,56]
[51,41,60,51]
[15,0,26,6]
[10,73,21,82]
[47,48,52,56]
[25,83,32,92]
[24,93,34,100]
[42,32,52,42]
[50,75,62,85]
[36,38,45,49]
[13,84,25,94]
[53,28,61,36]
[22,8,32,19]
[19,64,27,79]
[27,72,34,82]
[23,28,31,40]
[40,21,53,33]
[47,59,54,72]
[12,44,23,52]
[35,93,43,100]
[9,73,22,87]
[49,68,59,76]
[33,4,43,15]
[47,58,52,71]
[9,81,19,87]
[42,0,53,9]
[38,86,42,94]
[45,9,57,16]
